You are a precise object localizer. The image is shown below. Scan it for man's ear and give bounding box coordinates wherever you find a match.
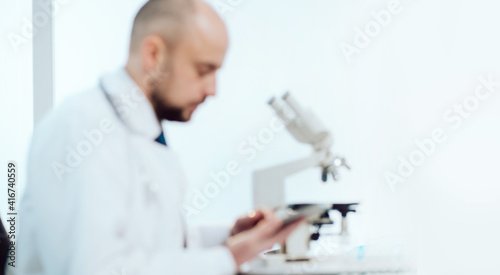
[140,35,169,89]
[140,34,169,73]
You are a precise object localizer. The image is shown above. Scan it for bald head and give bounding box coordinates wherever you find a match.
[129,0,227,53]
[129,0,195,53]
[125,0,229,122]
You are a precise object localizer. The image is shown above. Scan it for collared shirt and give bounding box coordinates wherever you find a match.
[9,68,236,275]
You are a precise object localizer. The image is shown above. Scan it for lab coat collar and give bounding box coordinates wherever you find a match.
[100,68,162,141]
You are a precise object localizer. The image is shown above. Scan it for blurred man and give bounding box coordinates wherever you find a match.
[10,0,302,274]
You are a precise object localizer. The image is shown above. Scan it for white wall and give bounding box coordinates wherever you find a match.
[54,0,148,104]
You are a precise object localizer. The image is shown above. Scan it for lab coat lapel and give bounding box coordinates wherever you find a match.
[124,135,187,252]
[100,69,188,250]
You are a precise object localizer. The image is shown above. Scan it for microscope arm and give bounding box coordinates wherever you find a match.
[253,151,326,208]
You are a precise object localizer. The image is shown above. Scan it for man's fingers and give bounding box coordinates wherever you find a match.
[254,210,283,237]
[272,217,305,244]
[253,218,304,251]
[232,209,267,236]
[248,209,264,220]
[243,210,264,227]
[248,210,264,223]
[259,208,274,220]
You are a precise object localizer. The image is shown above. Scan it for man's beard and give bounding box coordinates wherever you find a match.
[146,60,188,122]
[151,91,187,122]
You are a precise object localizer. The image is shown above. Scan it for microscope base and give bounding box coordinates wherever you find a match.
[241,254,414,275]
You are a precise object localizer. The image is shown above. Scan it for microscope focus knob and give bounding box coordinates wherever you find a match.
[311,232,320,241]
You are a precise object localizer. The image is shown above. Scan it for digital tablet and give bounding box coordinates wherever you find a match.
[275,204,331,226]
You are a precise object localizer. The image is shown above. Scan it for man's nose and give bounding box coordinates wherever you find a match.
[204,75,216,97]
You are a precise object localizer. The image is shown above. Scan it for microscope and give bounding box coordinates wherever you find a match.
[244,93,411,274]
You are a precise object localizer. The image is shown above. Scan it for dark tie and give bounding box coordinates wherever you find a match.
[154,132,187,246]
[155,132,167,146]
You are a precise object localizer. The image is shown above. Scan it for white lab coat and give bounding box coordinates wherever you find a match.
[8,69,237,275]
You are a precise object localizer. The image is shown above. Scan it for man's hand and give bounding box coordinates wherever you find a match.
[230,209,265,236]
[226,209,305,267]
